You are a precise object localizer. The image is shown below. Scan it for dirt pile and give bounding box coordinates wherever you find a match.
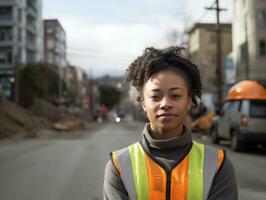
[30,98,88,131]
[0,97,51,138]
[0,97,91,138]
[30,98,63,122]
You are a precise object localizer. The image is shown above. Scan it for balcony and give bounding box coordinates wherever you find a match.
[26,0,38,18]
[0,0,15,6]
[26,25,37,34]
[26,40,37,51]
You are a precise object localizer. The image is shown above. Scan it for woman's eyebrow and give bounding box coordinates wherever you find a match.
[170,87,182,91]
[150,88,160,92]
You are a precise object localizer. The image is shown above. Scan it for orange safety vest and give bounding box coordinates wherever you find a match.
[112,141,224,200]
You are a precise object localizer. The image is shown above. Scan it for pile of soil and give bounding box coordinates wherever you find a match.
[0,97,51,138]
[30,98,63,122]
[30,98,88,131]
[0,96,91,138]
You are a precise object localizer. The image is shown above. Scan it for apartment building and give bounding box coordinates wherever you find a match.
[187,23,232,111]
[187,23,232,93]
[233,0,266,85]
[64,65,88,106]
[44,19,66,68]
[0,0,43,100]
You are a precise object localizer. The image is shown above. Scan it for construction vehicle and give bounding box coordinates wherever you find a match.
[210,80,266,151]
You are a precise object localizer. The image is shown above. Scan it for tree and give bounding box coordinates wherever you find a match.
[19,64,62,107]
[99,84,122,109]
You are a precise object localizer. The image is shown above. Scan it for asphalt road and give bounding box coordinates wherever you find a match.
[0,122,265,200]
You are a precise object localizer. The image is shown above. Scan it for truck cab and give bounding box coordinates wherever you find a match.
[210,80,266,151]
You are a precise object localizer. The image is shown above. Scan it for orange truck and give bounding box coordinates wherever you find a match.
[210,80,266,151]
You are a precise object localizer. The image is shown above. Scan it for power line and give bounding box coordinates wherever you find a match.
[175,0,192,17]
[67,51,132,62]
[68,46,137,58]
[182,0,215,28]
[198,1,217,22]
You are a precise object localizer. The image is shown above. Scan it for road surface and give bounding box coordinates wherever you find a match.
[0,122,265,200]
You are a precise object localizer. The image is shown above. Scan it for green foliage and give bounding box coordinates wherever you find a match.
[19,63,60,107]
[99,84,122,109]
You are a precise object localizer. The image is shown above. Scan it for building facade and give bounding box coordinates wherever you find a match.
[233,0,266,85]
[187,23,232,111]
[0,0,43,100]
[43,19,66,68]
[187,23,232,93]
[64,65,89,106]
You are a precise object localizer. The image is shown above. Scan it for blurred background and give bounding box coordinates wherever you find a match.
[0,0,266,200]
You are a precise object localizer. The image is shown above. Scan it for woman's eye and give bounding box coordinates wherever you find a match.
[172,94,181,98]
[151,96,160,101]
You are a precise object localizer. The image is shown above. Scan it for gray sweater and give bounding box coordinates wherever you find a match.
[103,124,238,200]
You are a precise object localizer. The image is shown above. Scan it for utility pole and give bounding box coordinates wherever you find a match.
[89,68,94,114]
[205,0,227,111]
[14,56,20,105]
[244,13,249,79]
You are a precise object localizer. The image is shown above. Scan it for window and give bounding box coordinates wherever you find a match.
[18,9,22,22]
[250,100,266,118]
[238,101,242,112]
[47,39,54,49]
[257,10,266,28]
[27,15,36,29]
[0,7,12,21]
[230,101,240,112]
[26,50,35,63]
[259,40,266,56]
[17,28,22,42]
[239,42,248,63]
[27,0,37,12]
[0,76,13,100]
[46,28,53,33]
[0,27,12,41]
[48,53,53,64]
[221,101,239,116]
[26,33,36,46]
[0,47,12,64]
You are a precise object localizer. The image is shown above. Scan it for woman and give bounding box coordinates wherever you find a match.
[103,46,237,200]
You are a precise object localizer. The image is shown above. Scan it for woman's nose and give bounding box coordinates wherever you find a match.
[160,97,172,109]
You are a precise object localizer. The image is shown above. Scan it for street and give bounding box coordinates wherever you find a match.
[0,122,265,200]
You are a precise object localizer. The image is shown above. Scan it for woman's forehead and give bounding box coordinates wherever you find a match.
[144,71,188,88]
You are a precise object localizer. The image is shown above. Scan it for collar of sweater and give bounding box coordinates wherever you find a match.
[142,123,192,150]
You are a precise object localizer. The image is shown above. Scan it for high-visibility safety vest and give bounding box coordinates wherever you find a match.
[112,141,224,200]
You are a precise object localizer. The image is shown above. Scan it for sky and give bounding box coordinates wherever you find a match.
[43,0,233,78]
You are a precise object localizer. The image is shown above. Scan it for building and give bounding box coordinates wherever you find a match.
[64,65,90,106]
[187,23,232,111]
[0,0,43,101]
[233,0,266,86]
[43,19,66,69]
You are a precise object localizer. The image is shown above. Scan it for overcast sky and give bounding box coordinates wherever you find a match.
[43,0,233,77]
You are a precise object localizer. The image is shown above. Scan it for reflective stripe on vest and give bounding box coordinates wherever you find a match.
[112,141,224,200]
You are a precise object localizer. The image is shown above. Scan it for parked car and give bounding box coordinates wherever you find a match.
[114,110,126,123]
[210,80,266,151]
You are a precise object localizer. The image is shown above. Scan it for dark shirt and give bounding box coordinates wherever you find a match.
[103,124,238,200]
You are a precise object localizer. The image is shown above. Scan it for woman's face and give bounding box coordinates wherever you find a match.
[142,70,191,137]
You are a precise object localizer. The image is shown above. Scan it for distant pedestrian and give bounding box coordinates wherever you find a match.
[100,104,108,120]
[104,46,237,200]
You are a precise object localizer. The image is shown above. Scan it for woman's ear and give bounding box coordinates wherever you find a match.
[141,98,147,112]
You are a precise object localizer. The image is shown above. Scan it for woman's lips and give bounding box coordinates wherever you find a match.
[157,113,178,118]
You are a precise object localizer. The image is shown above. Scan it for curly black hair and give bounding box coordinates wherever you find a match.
[125,46,202,107]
